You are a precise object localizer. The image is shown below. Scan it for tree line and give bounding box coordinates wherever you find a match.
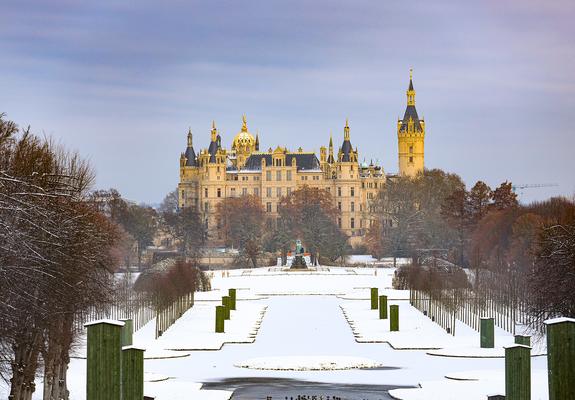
[0,114,122,399]
[366,169,575,322]
[0,114,208,399]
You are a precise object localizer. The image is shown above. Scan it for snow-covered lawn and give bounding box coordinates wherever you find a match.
[0,264,552,400]
[141,301,268,351]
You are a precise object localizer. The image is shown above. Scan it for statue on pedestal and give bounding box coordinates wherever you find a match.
[291,239,307,269]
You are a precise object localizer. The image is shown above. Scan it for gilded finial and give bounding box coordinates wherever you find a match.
[242,115,247,131]
[410,68,413,80]
[345,118,349,128]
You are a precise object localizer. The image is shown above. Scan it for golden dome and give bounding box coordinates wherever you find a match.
[232,115,256,152]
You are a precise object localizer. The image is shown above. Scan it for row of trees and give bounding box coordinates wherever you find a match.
[215,186,349,267]
[367,168,575,322]
[90,188,205,270]
[0,115,122,399]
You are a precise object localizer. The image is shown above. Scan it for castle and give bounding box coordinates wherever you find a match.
[178,71,425,246]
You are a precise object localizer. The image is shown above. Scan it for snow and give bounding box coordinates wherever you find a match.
[544,316,575,325]
[235,356,384,371]
[389,369,549,400]
[0,265,553,400]
[83,319,125,327]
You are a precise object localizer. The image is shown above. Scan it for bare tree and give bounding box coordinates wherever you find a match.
[0,114,121,400]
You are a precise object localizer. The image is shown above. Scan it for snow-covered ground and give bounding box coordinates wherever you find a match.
[0,264,551,399]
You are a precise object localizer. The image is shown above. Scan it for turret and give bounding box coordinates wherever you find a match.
[339,119,356,163]
[397,68,425,177]
[183,128,197,167]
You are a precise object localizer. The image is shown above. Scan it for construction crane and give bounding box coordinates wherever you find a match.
[511,183,559,197]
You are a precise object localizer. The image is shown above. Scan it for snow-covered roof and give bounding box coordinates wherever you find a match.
[84,319,125,327]
[122,345,146,351]
[544,317,575,325]
[503,344,531,350]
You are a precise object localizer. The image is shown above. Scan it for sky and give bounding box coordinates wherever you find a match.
[1,0,574,205]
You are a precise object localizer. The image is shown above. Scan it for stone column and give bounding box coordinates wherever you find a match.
[228,288,237,310]
[85,320,124,400]
[370,288,378,310]
[505,344,531,400]
[390,305,399,332]
[215,306,225,333]
[480,317,494,348]
[379,295,388,319]
[119,318,133,347]
[122,346,145,400]
[545,317,575,400]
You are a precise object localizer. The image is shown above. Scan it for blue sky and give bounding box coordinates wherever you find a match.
[1,0,574,204]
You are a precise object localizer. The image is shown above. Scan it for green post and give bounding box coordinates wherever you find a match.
[215,306,225,333]
[505,344,531,400]
[121,346,145,400]
[85,320,124,400]
[379,295,388,319]
[480,317,495,348]
[390,305,399,331]
[514,335,530,346]
[222,296,231,320]
[545,317,575,400]
[119,318,133,347]
[370,288,378,310]
[228,288,237,310]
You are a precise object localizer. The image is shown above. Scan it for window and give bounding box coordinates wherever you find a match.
[217,188,221,198]
[374,182,378,188]
[276,187,282,197]
[409,156,414,163]
[338,187,342,197]
[409,146,413,154]
[276,171,282,181]
[204,188,208,198]
[242,188,248,196]
[351,202,355,212]
[287,187,291,195]
[266,187,272,197]
[301,176,305,180]
[286,171,292,181]
[338,218,342,228]
[350,187,355,197]
[266,202,272,212]
[351,218,355,229]
[266,171,272,181]
[230,188,236,197]
[338,202,341,211]
[254,188,259,196]
[362,182,365,188]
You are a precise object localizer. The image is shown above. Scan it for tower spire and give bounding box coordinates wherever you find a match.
[211,120,217,142]
[407,68,415,106]
[344,118,350,140]
[187,127,193,147]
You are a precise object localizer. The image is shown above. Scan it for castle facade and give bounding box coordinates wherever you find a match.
[178,72,425,246]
